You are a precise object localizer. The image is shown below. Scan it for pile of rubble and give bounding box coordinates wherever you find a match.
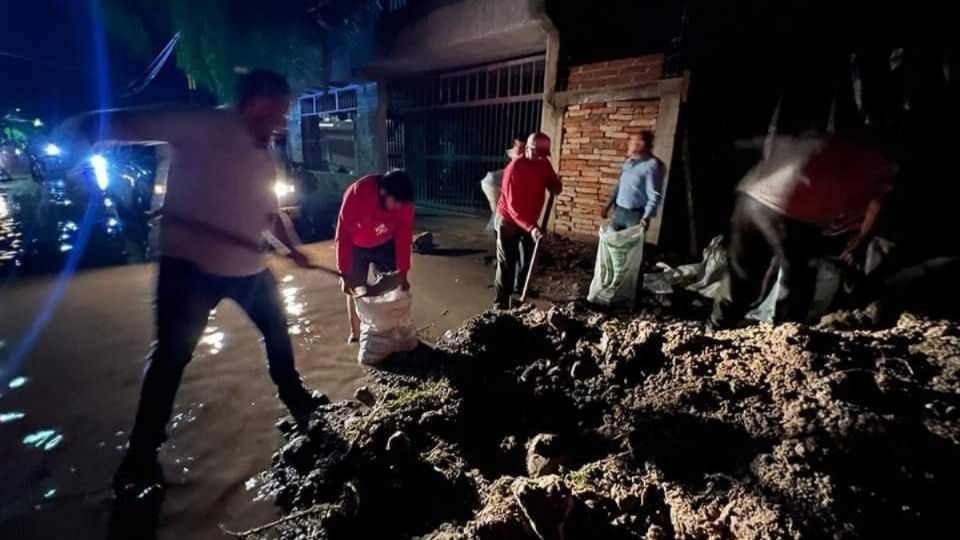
[244,303,960,539]
[531,237,596,302]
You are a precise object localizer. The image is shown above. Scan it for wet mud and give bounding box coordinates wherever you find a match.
[243,303,960,539]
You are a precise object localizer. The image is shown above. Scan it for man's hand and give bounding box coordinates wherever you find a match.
[289,249,318,269]
[400,272,411,291]
[639,218,649,230]
[840,235,867,267]
[530,227,544,242]
[600,205,611,220]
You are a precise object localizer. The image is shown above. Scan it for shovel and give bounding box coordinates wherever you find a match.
[519,193,556,303]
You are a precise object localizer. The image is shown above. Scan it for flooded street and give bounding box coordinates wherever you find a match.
[0,208,496,539]
[1,175,137,279]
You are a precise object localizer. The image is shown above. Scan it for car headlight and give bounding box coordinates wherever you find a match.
[44,143,62,157]
[274,180,295,200]
[90,154,109,190]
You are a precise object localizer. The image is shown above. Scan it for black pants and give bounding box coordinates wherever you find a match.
[711,195,820,327]
[495,219,535,309]
[128,258,307,454]
[344,239,397,290]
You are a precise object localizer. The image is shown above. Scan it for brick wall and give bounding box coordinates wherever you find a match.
[554,100,659,239]
[566,54,664,91]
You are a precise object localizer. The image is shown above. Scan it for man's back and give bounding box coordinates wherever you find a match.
[107,109,281,276]
[497,157,560,230]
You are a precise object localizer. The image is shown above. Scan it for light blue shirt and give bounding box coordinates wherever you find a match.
[610,154,665,220]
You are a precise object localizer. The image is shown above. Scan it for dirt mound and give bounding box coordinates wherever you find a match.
[241,305,960,539]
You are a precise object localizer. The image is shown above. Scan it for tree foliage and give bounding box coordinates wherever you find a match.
[101,0,335,102]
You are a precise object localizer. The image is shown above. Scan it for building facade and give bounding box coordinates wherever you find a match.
[288,0,683,243]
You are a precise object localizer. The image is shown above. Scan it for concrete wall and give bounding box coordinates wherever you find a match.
[353,83,383,176]
[287,98,304,163]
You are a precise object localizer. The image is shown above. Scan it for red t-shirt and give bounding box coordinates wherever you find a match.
[741,137,896,233]
[496,157,562,231]
[788,138,896,233]
[335,175,415,275]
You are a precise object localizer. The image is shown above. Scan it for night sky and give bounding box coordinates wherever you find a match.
[1,0,190,123]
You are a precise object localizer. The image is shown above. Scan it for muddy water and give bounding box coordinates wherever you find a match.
[0,261,367,538]
[0,227,496,539]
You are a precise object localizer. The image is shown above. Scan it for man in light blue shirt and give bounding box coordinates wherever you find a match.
[601,131,665,231]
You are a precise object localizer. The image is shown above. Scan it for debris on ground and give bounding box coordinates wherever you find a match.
[413,232,435,254]
[534,237,596,302]
[244,303,960,539]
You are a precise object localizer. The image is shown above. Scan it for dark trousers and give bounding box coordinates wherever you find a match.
[495,219,535,308]
[128,258,306,454]
[711,195,820,327]
[344,239,398,291]
[611,206,644,232]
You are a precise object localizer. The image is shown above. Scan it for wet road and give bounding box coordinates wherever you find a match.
[1,176,138,279]
[0,212,496,539]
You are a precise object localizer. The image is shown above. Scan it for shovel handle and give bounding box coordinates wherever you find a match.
[519,192,556,303]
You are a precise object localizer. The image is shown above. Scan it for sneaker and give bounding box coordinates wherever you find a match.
[113,449,165,498]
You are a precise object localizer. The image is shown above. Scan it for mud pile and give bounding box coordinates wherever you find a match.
[245,304,960,539]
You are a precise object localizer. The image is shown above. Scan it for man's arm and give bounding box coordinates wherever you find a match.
[840,195,888,266]
[272,211,316,268]
[394,205,415,290]
[59,108,199,148]
[602,180,620,219]
[840,164,896,265]
[545,163,563,195]
[642,160,666,221]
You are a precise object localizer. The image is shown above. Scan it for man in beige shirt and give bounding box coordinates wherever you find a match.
[66,70,323,495]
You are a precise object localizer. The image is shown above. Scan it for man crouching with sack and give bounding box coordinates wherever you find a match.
[335,170,415,343]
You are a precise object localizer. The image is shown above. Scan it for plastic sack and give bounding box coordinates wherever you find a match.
[643,234,848,322]
[354,287,419,366]
[587,224,646,307]
[480,170,503,232]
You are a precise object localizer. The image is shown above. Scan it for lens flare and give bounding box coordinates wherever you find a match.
[90,154,109,190]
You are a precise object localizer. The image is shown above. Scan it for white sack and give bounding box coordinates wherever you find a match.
[587,224,646,307]
[354,287,419,365]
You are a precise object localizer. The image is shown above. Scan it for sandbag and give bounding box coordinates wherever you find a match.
[643,234,849,322]
[587,224,646,307]
[480,170,503,232]
[354,287,419,365]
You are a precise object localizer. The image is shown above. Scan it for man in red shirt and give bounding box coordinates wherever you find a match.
[336,171,415,341]
[494,132,562,309]
[710,133,897,328]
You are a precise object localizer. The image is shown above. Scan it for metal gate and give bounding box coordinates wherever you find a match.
[387,56,546,211]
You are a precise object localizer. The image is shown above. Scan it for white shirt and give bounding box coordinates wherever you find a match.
[737,135,824,216]
[105,109,280,277]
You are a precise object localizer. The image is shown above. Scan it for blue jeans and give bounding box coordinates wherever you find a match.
[612,206,644,231]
